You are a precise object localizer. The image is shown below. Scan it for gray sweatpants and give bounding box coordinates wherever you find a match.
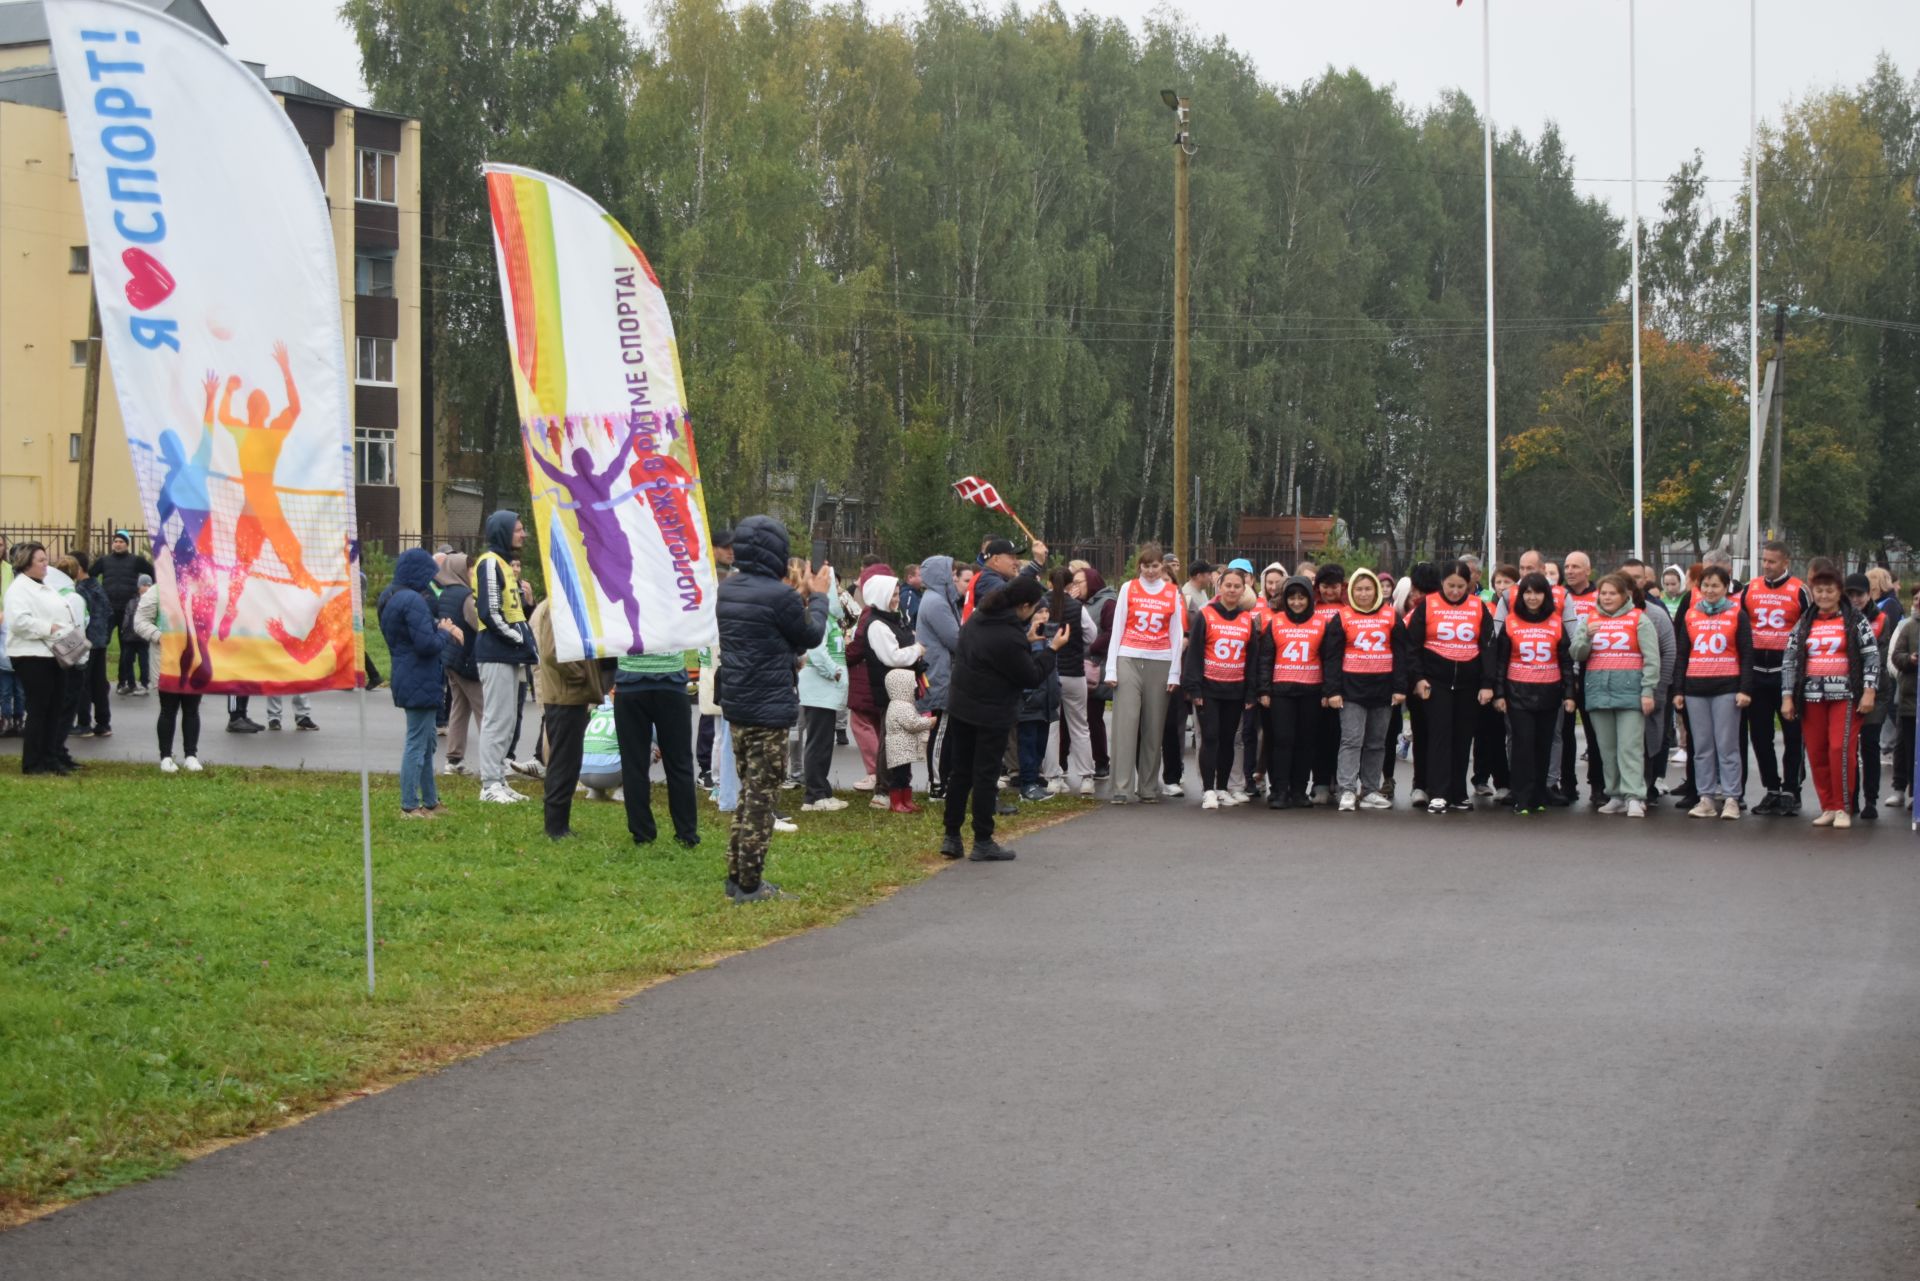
[1338,702,1394,796]
[1108,656,1171,802]
[478,661,520,787]
[1685,692,1743,799]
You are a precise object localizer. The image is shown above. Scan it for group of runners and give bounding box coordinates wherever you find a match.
[1092,539,1907,830]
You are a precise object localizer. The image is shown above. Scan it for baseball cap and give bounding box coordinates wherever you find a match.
[1227,558,1255,574]
[983,537,1018,557]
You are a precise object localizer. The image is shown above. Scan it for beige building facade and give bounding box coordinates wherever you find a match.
[0,0,425,550]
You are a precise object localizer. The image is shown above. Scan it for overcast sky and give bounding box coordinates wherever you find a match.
[219,0,1916,224]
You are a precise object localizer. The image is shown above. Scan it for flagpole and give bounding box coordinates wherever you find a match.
[1629,0,1644,562]
[1481,0,1498,567]
[1747,0,1761,574]
[359,677,375,994]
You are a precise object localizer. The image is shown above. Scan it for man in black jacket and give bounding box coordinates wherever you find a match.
[944,575,1070,861]
[717,515,831,903]
[91,531,154,694]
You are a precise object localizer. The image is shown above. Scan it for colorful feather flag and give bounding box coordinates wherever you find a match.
[484,165,717,662]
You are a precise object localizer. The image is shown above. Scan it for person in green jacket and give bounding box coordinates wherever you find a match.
[1570,571,1661,818]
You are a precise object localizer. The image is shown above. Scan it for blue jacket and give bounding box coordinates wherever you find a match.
[379,548,459,710]
[716,515,828,728]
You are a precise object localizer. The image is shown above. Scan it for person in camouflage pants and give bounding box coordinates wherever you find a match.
[728,725,787,894]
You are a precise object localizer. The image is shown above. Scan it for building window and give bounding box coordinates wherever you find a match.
[355,147,397,204]
[355,426,396,486]
[354,252,395,298]
[355,335,394,385]
[69,433,82,462]
[70,340,89,366]
[69,246,89,273]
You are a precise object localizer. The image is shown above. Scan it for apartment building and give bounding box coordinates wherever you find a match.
[0,0,426,548]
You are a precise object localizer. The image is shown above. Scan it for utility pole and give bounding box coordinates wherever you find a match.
[1164,90,1192,567]
[73,282,103,557]
[1765,303,1786,540]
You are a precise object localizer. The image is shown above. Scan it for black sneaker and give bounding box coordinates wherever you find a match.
[1268,792,1291,810]
[674,833,701,848]
[1861,804,1879,822]
[968,839,1017,862]
[733,881,791,903]
[835,730,849,746]
[1092,766,1111,780]
[1019,784,1050,802]
[295,716,319,732]
[228,717,264,734]
[698,770,716,789]
[1752,790,1782,816]
[93,726,112,738]
[267,718,282,731]
[1775,794,1801,817]
[1448,800,1473,812]
[996,797,1018,816]
[939,831,964,859]
[1544,791,1571,808]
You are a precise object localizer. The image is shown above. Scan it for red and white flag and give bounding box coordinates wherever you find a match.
[953,475,1012,514]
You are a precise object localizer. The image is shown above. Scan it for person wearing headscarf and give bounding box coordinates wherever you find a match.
[860,571,926,813]
[1254,575,1343,809]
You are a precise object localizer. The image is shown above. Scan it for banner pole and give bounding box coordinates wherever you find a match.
[359,679,375,994]
[1481,0,1498,568]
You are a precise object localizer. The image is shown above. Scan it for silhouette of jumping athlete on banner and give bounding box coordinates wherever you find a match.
[217,342,318,639]
[526,416,645,642]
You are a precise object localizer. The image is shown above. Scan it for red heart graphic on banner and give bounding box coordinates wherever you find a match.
[122,247,176,311]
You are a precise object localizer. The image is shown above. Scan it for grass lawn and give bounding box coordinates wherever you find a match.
[0,762,1091,1220]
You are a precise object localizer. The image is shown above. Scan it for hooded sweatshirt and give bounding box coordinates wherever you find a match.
[1083,567,1118,667]
[1256,578,1343,700]
[435,552,480,680]
[1338,567,1407,706]
[474,510,534,665]
[378,547,461,710]
[915,555,961,712]
[859,574,924,710]
[1570,595,1659,710]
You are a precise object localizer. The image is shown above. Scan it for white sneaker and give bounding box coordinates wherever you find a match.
[182,755,202,773]
[1360,791,1392,810]
[1338,792,1358,812]
[1473,783,1493,798]
[1689,798,1719,819]
[853,775,876,791]
[1311,785,1331,804]
[159,757,179,774]
[997,775,1011,789]
[509,758,546,779]
[773,816,798,833]
[1200,790,1220,810]
[1721,798,1741,820]
[1227,789,1251,806]
[802,797,849,812]
[1598,798,1627,815]
[1669,747,1690,765]
[1046,778,1068,795]
[1492,787,1511,802]
[870,791,890,810]
[584,786,610,801]
[1410,788,1429,806]
[1080,778,1096,797]
[1160,781,1186,798]
[481,783,526,805]
[1626,798,1647,818]
[1834,810,1853,830]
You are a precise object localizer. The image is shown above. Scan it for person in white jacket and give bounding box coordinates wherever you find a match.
[3,542,75,775]
[859,573,926,812]
[133,581,204,773]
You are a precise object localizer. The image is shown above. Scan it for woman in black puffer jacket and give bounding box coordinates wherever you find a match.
[943,576,1070,863]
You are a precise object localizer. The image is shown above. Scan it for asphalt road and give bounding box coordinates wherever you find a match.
[6,761,1919,1279]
